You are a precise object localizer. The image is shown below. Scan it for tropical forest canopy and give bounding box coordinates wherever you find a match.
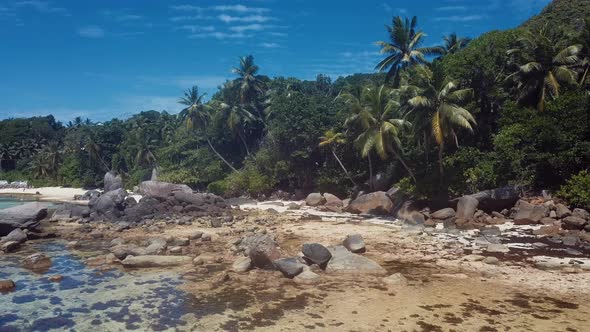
[1,0,589,208]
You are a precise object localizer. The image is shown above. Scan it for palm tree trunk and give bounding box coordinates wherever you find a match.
[238,131,250,155]
[206,137,238,173]
[438,143,444,180]
[368,152,374,191]
[392,151,416,183]
[331,148,356,186]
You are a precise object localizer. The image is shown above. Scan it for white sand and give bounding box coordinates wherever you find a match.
[0,187,88,203]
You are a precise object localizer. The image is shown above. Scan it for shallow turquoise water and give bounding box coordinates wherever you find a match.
[0,241,197,331]
[0,197,28,210]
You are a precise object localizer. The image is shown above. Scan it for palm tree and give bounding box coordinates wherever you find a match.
[442,33,471,55]
[217,102,255,155]
[577,19,590,87]
[319,130,357,186]
[375,16,443,83]
[83,139,110,171]
[233,55,264,105]
[341,85,416,185]
[405,65,476,177]
[506,26,581,111]
[131,128,157,168]
[179,86,238,172]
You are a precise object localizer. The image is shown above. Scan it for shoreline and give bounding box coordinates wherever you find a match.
[0,187,88,204]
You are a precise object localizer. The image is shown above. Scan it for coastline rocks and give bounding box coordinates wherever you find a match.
[232,256,252,273]
[302,243,332,266]
[573,208,590,220]
[513,200,548,224]
[121,255,192,268]
[273,257,305,278]
[22,253,52,271]
[1,241,20,253]
[469,186,520,212]
[90,188,128,219]
[555,204,571,219]
[323,193,343,207]
[344,191,393,215]
[456,196,479,220]
[2,228,27,244]
[241,235,281,268]
[145,238,167,255]
[325,246,386,275]
[305,193,326,207]
[104,171,123,192]
[0,279,16,291]
[562,216,587,230]
[431,208,455,220]
[342,234,366,253]
[138,181,192,200]
[0,202,50,236]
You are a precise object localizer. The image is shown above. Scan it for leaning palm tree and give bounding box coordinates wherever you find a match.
[217,102,255,155]
[405,65,476,177]
[178,86,238,172]
[442,33,471,55]
[319,130,357,186]
[375,16,444,83]
[342,85,416,185]
[506,26,581,111]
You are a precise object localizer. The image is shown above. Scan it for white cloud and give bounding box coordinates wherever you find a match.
[77,26,105,38]
[189,31,251,40]
[436,6,467,11]
[218,14,274,23]
[433,15,485,22]
[14,0,69,15]
[229,24,266,32]
[170,5,203,11]
[212,5,270,13]
[260,42,280,48]
[177,25,215,33]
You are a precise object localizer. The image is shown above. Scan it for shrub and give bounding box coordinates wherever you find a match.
[558,170,590,209]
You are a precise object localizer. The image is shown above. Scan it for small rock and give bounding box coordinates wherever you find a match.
[293,270,320,285]
[342,234,366,253]
[273,257,305,278]
[482,257,500,265]
[305,193,326,207]
[169,246,183,254]
[201,234,212,242]
[302,243,332,266]
[287,203,301,210]
[110,238,125,247]
[192,257,204,266]
[0,279,16,291]
[22,253,52,271]
[189,231,203,240]
[431,208,455,220]
[2,228,27,243]
[66,241,80,249]
[555,204,571,219]
[169,237,190,247]
[382,273,408,288]
[48,275,63,282]
[232,256,252,273]
[210,219,222,228]
[485,244,509,253]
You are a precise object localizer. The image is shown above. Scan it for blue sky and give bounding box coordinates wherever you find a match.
[0,0,551,122]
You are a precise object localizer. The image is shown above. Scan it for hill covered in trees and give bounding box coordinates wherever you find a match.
[1,0,589,208]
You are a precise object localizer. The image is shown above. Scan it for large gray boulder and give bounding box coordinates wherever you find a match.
[173,192,205,206]
[323,193,343,207]
[514,200,548,224]
[456,195,479,220]
[344,191,394,215]
[104,171,123,192]
[325,246,386,275]
[468,186,520,212]
[302,243,332,266]
[89,188,128,219]
[573,208,590,221]
[121,255,192,268]
[241,235,282,269]
[0,202,50,236]
[305,193,326,207]
[562,216,587,230]
[555,204,572,219]
[138,181,192,199]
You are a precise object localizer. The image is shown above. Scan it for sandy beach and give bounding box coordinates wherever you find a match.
[0,187,88,203]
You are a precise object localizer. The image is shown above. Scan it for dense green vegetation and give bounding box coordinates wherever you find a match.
[1,1,589,208]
